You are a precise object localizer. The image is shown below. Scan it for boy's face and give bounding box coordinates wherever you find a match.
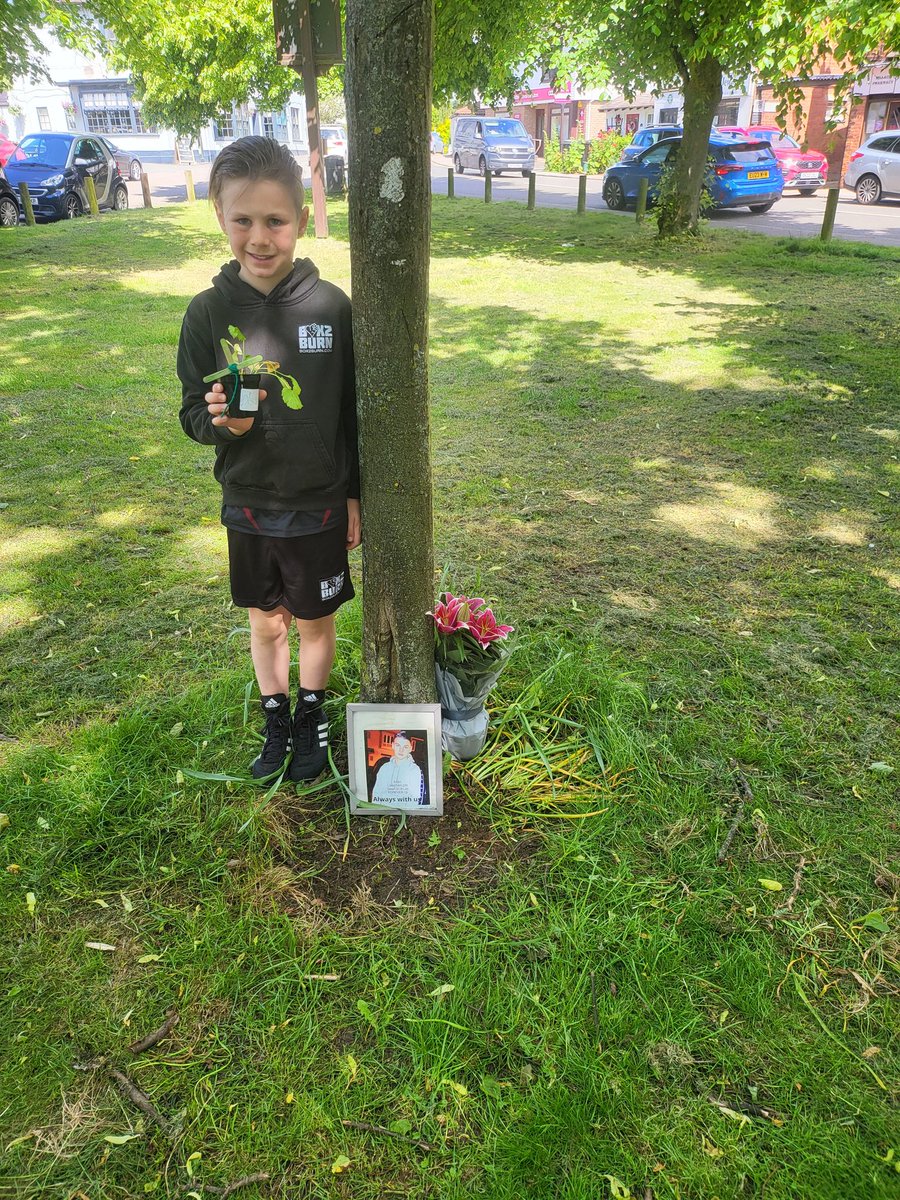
[215,177,309,295]
[393,736,412,761]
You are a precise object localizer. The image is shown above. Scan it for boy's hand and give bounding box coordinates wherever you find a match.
[346,498,361,549]
[206,381,267,436]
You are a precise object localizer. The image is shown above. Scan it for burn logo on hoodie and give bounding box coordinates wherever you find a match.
[298,323,333,353]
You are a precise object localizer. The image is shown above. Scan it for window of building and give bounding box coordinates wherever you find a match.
[214,114,235,139]
[714,98,741,126]
[659,107,679,125]
[81,89,149,134]
[262,113,275,138]
[290,106,302,142]
[37,106,50,130]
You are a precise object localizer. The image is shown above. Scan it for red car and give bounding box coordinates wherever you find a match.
[717,125,828,194]
[0,135,17,166]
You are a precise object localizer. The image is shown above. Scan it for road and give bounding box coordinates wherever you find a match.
[130,158,900,249]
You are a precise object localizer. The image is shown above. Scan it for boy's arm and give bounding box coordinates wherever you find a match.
[342,305,361,500]
[177,307,255,445]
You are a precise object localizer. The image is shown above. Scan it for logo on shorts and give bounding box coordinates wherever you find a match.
[320,571,345,600]
[298,323,333,353]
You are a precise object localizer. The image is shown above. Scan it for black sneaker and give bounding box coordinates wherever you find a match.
[288,696,329,782]
[250,694,292,780]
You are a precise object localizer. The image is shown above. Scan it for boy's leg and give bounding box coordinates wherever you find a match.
[289,614,336,782]
[247,605,293,779]
[248,605,293,695]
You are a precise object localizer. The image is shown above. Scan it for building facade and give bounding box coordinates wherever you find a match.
[0,33,309,167]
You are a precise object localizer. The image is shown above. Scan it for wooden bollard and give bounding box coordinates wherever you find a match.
[527,171,536,210]
[820,185,839,242]
[484,171,491,203]
[185,169,196,203]
[18,181,36,226]
[577,172,587,215]
[447,166,454,199]
[140,172,153,209]
[85,174,100,216]
[636,177,649,223]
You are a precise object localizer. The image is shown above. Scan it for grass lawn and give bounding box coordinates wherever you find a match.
[0,198,898,1200]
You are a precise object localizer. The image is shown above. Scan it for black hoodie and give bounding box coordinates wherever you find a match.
[177,258,359,510]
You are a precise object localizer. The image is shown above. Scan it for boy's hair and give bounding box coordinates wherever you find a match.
[208,136,306,214]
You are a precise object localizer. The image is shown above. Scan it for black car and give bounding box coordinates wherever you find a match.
[4,132,129,221]
[97,136,143,181]
[0,165,19,227]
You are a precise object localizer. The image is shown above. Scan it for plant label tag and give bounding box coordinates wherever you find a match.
[238,386,259,413]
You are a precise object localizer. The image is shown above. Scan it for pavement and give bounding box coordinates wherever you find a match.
[129,156,900,250]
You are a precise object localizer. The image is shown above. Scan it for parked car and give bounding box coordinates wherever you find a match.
[97,136,143,180]
[0,166,20,227]
[737,127,828,194]
[603,135,784,213]
[0,135,17,166]
[620,125,682,161]
[4,132,128,220]
[844,131,900,204]
[451,116,535,177]
[320,125,348,163]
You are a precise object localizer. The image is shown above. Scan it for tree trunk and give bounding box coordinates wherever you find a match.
[657,55,723,238]
[345,0,437,704]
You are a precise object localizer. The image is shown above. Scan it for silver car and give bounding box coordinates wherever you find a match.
[844,131,900,204]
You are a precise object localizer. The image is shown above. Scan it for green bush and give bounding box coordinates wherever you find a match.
[543,137,563,172]
[587,131,631,173]
[562,138,586,172]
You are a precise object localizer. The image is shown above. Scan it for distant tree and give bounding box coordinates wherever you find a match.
[558,0,899,237]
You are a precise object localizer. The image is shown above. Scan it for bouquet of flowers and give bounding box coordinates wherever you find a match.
[430,592,513,761]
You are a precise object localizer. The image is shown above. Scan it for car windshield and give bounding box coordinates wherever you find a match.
[12,135,70,168]
[321,128,345,139]
[759,131,799,149]
[719,142,776,163]
[483,120,527,137]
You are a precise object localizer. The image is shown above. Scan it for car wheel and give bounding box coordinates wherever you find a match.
[479,156,489,177]
[855,174,881,204]
[603,178,625,210]
[798,188,817,196]
[113,184,129,211]
[65,193,83,219]
[130,158,143,181]
[453,154,464,175]
[748,202,775,213]
[0,197,18,227]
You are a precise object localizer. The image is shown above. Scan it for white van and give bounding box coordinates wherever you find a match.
[450,116,536,177]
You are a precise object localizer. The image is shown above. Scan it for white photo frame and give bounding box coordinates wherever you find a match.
[346,703,443,817]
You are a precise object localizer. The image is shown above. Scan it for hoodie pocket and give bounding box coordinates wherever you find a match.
[226,417,338,496]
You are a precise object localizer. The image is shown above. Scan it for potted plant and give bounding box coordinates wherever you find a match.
[202,325,302,417]
[430,592,514,761]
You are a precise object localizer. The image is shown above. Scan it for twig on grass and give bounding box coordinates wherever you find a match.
[303,973,340,981]
[183,1173,270,1197]
[784,856,806,912]
[341,1118,434,1153]
[716,762,752,863]
[128,1010,180,1054]
[107,1067,173,1138]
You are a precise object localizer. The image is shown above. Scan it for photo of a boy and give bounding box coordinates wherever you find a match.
[369,730,428,807]
[177,136,360,784]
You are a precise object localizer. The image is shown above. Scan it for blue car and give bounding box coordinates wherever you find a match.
[621,124,682,161]
[4,131,129,221]
[603,135,784,214]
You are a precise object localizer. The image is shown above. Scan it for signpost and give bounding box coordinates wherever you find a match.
[272,0,343,238]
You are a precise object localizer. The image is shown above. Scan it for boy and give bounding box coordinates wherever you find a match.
[177,136,360,783]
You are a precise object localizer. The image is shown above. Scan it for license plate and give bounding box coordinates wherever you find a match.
[799,173,820,179]
[747,170,769,180]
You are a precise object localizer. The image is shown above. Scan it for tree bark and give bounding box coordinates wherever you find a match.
[657,54,723,238]
[345,0,437,703]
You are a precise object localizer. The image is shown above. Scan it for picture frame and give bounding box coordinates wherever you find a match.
[346,703,443,817]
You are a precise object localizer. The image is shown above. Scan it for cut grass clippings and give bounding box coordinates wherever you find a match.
[1,198,898,1200]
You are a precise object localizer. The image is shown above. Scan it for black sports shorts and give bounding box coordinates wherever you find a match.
[227,520,355,619]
